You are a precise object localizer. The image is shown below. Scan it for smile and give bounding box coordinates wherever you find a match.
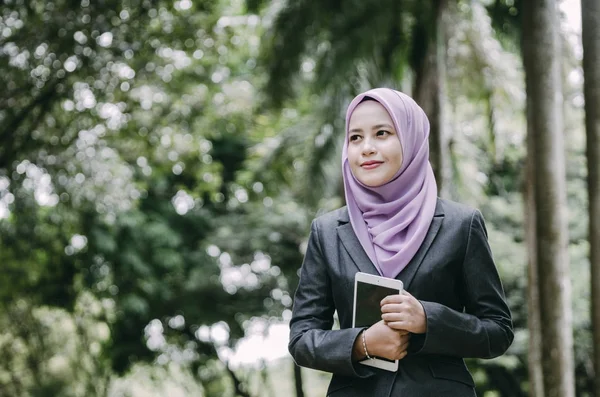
[361,161,383,170]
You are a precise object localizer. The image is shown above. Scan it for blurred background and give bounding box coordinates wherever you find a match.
[0,0,597,396]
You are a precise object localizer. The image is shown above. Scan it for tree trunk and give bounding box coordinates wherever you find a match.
[412,0,451,198]
[522,1,575,397]
[524,92,544,397]
[581,0,600,395]
[522,10,544,394]
[293,362,305,397]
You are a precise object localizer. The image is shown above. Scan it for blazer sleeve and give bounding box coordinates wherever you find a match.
[410,210,514,358]
[288,221,373,377]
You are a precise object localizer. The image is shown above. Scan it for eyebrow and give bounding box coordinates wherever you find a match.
[349,124,395,133]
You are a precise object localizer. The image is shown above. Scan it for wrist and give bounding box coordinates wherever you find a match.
[361,329,372,359]
[416,301,427,334]
[352,329,368,361]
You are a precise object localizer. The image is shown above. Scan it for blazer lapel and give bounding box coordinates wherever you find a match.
[397,199,445,290]
[336,213,380,275]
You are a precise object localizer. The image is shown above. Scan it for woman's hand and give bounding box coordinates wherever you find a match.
[380,291,427,334]
[360,320,410,361]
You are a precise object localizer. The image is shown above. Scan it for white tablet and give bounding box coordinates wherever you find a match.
[352,272,404,372]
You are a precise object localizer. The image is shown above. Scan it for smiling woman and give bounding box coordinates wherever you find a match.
[288,88,513,397]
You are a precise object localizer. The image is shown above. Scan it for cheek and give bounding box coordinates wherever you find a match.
[391,156,402,174]
[347,148,362,178]
[385,144,403,172]
[347,145,359,163]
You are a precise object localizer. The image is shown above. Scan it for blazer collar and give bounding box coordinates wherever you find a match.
[336,198,444,223]
[336,198,444,290]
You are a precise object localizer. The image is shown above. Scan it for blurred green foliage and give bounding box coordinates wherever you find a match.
[0,0,592,396]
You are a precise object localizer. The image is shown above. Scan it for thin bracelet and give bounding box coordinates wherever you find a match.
[362,330,372,360]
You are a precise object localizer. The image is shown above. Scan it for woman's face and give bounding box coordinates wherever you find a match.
[347,100,403,187]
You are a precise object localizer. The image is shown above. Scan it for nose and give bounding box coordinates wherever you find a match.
[361,137,376,156]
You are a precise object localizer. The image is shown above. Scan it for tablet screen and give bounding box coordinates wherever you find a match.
[354,281,400,328]
[355,281,399,363]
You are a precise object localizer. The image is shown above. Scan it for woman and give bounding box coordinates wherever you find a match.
[288,88,513,396]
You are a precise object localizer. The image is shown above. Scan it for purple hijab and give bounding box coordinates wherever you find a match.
[342,88,438,279]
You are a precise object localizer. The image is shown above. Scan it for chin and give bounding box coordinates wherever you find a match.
[360,177,385,187]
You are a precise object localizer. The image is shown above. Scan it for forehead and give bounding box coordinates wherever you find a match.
[348,100,394,127]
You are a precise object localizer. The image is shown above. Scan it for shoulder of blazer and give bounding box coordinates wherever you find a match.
[312,206,348,231]
[437,198,478,223]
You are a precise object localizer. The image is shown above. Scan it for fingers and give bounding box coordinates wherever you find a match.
[381,316,405,329]
[380,296,414,314]
[397,334,411,358]
[380,303,405,314]
[393,336,411,360]
[385,321,406,330]
[386,320,419,335]
[380,294,404,305]
[371,319,408,335]
[378,290,426,335]
[399,333,411,345]
[380,319,410,333]
[381,304,413,322]
[380,290,413,305]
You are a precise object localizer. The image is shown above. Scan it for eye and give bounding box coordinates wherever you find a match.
[376,130,391,137]
[349,134,362,142]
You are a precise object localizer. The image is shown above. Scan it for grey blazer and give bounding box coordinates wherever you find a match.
[288,198,513,397]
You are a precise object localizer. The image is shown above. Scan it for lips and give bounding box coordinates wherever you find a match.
[361,161,383,169]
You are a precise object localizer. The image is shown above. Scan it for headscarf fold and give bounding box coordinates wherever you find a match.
[342,88,438,279]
